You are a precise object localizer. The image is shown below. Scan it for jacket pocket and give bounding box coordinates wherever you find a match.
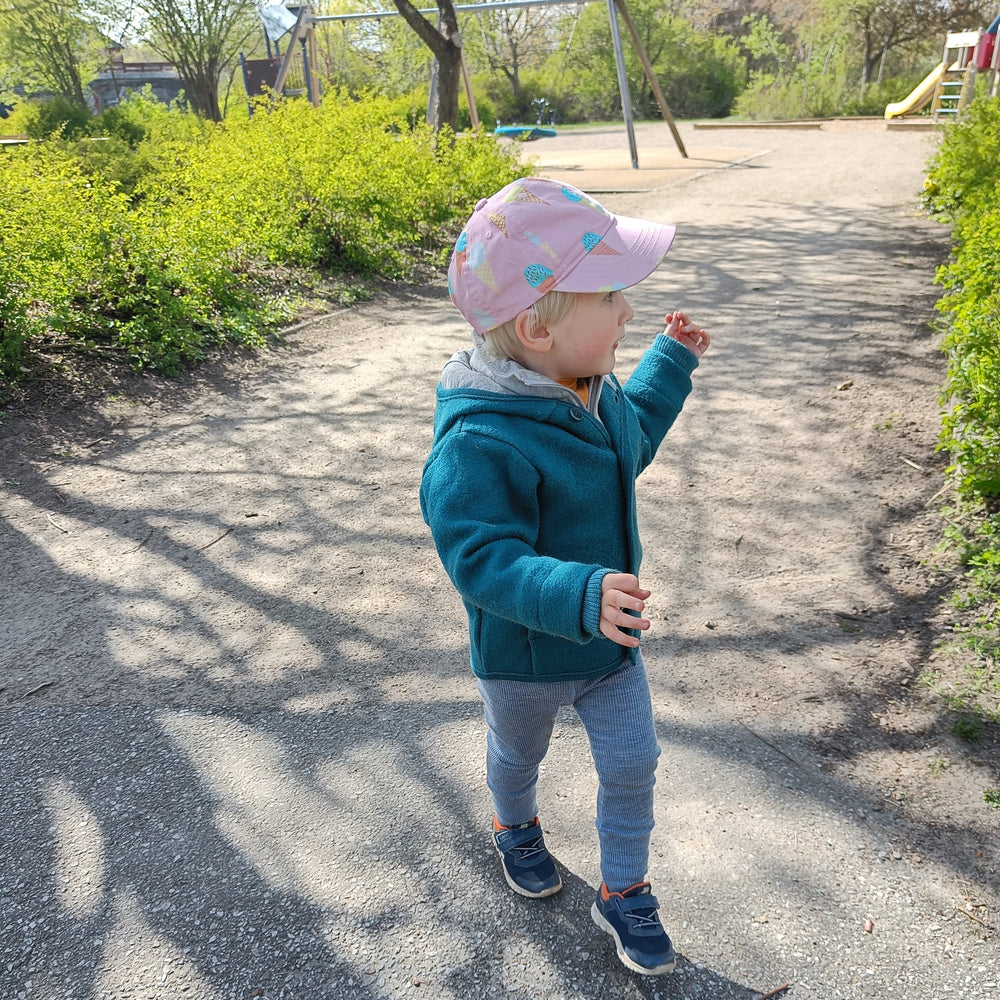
[470,609,534,679]
[527,629,624,680]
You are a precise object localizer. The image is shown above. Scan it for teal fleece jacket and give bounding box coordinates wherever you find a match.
[420,333,698,682]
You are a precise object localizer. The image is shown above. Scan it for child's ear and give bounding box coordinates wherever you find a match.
[514,308,554,355]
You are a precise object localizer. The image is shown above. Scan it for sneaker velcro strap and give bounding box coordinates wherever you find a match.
[618,894,663,931]
[495,825,545,857]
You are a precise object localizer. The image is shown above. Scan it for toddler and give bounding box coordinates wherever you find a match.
[420,176,709,976]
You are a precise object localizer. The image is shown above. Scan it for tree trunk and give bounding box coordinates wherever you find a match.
[861,51,878,84]
[172,62,222,120]
[860,31,877,84]
[138,0,259,123]
[391,0,464,130]
[434,42,462,128]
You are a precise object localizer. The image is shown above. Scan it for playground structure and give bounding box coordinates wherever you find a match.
[492,97,558,140]
[885,17,1000,120]
[243,0,687,166]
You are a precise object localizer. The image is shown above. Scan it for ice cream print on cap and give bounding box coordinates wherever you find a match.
[447,176,677,334]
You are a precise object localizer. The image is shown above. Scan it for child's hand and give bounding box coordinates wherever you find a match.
[600,573,651,648]
[665,310,710,358]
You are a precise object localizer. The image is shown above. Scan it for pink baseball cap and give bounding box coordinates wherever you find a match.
[447,176,676,334]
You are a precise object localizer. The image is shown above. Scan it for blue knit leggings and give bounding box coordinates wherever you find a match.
[476,653,660,893]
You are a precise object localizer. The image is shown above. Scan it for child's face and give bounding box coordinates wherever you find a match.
[544,290,635,380]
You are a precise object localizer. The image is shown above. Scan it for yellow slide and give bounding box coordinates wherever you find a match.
[884,63,945,119]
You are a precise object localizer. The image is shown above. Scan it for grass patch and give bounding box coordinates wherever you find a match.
[925,504,1000,726]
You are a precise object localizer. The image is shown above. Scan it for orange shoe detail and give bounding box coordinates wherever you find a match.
[493,814,539,833]
[602,881,651,900]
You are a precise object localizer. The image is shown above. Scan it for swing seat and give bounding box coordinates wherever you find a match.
[494,125,557,141]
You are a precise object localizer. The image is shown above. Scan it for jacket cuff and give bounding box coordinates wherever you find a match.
[583,569,608,637]
[651,332,700,375]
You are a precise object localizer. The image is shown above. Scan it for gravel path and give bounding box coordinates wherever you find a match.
[2,119,997,999]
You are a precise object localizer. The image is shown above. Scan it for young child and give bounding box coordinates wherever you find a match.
[419,176,709,977]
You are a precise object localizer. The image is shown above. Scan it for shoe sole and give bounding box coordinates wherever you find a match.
[494,840,563,899]
[590,901,677,976]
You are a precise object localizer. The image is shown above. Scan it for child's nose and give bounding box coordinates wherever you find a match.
[621,295,634,323]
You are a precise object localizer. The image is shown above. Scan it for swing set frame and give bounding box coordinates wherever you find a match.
[268,0,687,166]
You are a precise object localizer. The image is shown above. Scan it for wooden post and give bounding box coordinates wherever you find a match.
[426,11,440,128]
[459,48,480,128]
[614,0,687,158]
[299,35,315,104]
[274,6,310,97]
[307,23,321,106]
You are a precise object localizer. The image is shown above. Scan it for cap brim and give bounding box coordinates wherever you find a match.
[553,214,676,294]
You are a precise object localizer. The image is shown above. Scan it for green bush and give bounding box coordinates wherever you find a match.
[926,97,1000,500]
[934,206,1000,498]
[12,93,212,200]
[924,96,1000,222]
[143,93,524,277]
[656,32,745,120]
[484,73,557,128]
[91,104,149,147]
[733,30,936,123]
[54,134,151,198]
[388,81,498,132]
[0,143,266,374]
[734,51,869,120]
[0,255,34,380]
[0,92,525,377]
[923,96,1000,701]
[22,96,92,140]
[459,92,498,132]
[381,89,429,129]
[840,73,929,117]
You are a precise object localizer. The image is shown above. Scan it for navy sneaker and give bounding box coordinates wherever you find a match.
[591,882,676,975]
[492,815,562,898]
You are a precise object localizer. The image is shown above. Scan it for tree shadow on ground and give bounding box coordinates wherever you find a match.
[2,159,997,999]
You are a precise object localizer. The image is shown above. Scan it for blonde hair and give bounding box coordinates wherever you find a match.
[483,289,578,361]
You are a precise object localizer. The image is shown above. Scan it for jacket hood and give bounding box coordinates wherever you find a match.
[439,334,605,411]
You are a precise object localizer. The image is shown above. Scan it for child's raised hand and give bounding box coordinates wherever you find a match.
[600,573,651,648]
[665,310,710,358]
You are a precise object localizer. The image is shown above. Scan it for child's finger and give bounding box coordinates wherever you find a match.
[600,621,642,647]
[604,586,650,610]
[599,612,649,647]
[605,600,646,623]
[611,583,651,599]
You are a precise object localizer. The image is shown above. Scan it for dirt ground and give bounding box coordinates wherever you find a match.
[1,119,997,999]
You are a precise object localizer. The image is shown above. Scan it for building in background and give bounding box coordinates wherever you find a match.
[89,50,182,110]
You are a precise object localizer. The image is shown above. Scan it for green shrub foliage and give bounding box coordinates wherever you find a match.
[925,97,1000,501]
[924,96,1000,223]
[21,96,93,140]
[924,95,1000,694]
[0,92,523,377]
[934,207,1000,499]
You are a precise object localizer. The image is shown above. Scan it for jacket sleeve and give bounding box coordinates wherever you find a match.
[623,334,699,474]
[420,424,608,643]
